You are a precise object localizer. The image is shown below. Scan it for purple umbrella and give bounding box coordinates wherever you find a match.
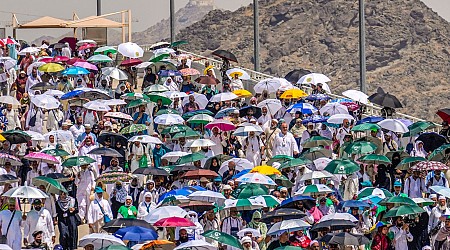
[73,61,98,71]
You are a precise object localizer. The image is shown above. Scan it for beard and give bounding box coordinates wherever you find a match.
[439,204,447,211]
[179,236,188,243]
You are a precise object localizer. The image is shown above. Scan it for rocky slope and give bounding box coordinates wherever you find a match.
[177,0,450,121]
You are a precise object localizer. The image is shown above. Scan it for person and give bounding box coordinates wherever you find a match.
[434,215,450,249]
[427,170,449,189]
[133,105,151,126]
[142,68,156,91]
[440,121,450,143]
[290,118,306,149]
[273,122,299,157]
[75,163,95,221]
[221,207,245,238]
[222,161,239,184]
[2,104,21,130]
[389,216,413,250]
[247,211,267,250]
[201,210,220,246]
[383,132,398,153]
[110,181,128,218]
[263,119,280,159]
[371,223,391,250]
[87,187,112,233]
[54,191,79,250]
[129,141,148,173]
[25,231,49,250]
[411,141,427,158]
[367,128,383,154]
[117,196,138,219]
[428,196,450,236]
[0,198,22,250]
[207,127,225,155]
[267,231,290,250]
[23,199,55,249]
[176,211,204,241]
[244,131,264,166]
[176,229,189,246]
[241,236,256,250]
[335,119,352,146]
[404,170,427,198]
[152,143,167,168]
[183,95,200,113]
[137,192,155,219]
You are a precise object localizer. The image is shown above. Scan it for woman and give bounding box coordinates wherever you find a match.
[13,71,27,100]
[371,224,390,250]
[247,211,267,250]
[110,181,128,218]
[411,140,427,158]
[209,158,220,173]
[114,141,126,169]
[163,77,178,91]
[55,191,79,250]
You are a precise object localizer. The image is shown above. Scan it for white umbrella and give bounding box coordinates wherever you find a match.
[154,114,184,125]
[219,158,254,175]
[44,89,65,98]
[313,157,332,170]
[237,228,261,238]
[150,41,170,49]
[100,99,127,106]
[104,111,133,120]
[31,94,60,109]
[136,62,152,69]
[233,125,264,137]
[118,42,144,58]
[257,99,282,115]
[154,48,176,56]
[267,219,311,235]
[27,61,46,75]
[299,170,333,181]
[129,135,163,144]
[174,240,215,250]
[236,173,276,185]
[297,73,331,85]
[162,151,189,162]
[164,91,188,99]
[0,96,20,106]
[187,114,214,124]
[377,119,409,133]
[277,77,295,91]
[320,103,348,116]
[327,114,355,124]
[18,47,40,55]
[24,131,45,141]
[102,67,128,80]
[254,78,282,93]
[342,90,369,104]
[182,93,208,109]
[226,68,250,80]
[79,233,125,249]
[188,191,226,205]
[1,58,17,70]
[0,244,12,250]
[320,212,358,223]
[76,39,97,46]
[44,130,74,143]
[83,100,111,112]
[3,185,48,199]
[209,92,239,103]
[294,184,334,196]
[188,139,216,148]
[144,206,188,224]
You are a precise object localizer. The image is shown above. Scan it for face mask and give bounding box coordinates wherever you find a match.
[34,206,42,211]
[116,186,122,190]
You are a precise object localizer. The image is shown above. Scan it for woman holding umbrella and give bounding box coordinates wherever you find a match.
[55,190,79,250]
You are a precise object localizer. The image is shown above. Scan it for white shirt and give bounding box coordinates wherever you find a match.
[69,124,85,140]
[137,201,156,220]
[404,176,427,198]
[273,132,298,156]
[0,209,23,250]
[428,206,449,233]
[208,134,224,155]
[336,126,351,145]
[2,109,21,130]
[87,198,113,224]
[389,225,413,250]
[23,208,55,245]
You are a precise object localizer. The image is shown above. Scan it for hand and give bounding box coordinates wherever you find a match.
[22,214,27,220]
[69,207,75,212]
[23,239,28,245]
[88,224,93,228]
[145,121,150,126]
[52,236,55,243]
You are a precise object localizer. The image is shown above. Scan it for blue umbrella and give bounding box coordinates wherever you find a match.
[215,108,237,119]
[158,186,206,203]
[302,115,329,124]
[231,169,251,179]
[356,116,384,125]
[158,70,182,77]
[60,89,84,100]
[287,103,317,115]
[305,94,331,101]
[330,98,353,103]
[62,66,90,75]
[114,226,157,242]
[342,200,370,208]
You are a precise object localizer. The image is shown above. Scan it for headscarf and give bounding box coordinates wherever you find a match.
[412,140,427,158]
[58,192,73,212]
[78,135,93,151]
[115,82,126,94]
[114,181,128,203]
[248,211,262,228]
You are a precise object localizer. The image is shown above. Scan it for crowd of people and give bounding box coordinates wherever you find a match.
[0,36,449,250]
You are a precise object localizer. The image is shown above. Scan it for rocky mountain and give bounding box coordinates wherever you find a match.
[177,0,450,121]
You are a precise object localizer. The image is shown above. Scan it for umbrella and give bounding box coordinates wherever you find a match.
[284,69,312,83]
[327,114,355,124]
[379,196,416,206]
[325,159,360,175]
[237,228,261,238]
[357,154,391,165]
[149,53,170,63]
[118,42,144,58]
[342,89,369,104]
[416,132,447,153]
[428,144,450,162]
[24,152,59,164]
[212,49,237,62]
[0,96,20,106]
[162,151,189,163]
[18,47,40,55]
[396,156,427,170]
[61,88,111,101]
[287,103,317,115]
[377,119,408,133]
[62,156,96,167]
[31,176,68,194]
[383,205,425,218]
[30,81,56,91]
[280,89,308,99]
[120,58,143,67]
[219,158,254,175]
[251,195,281,208]
[312,217,357,231]
[87,54,113,62]
[344,141,378,155]
[412,161,449,171]
[88,148,123,157]
[182,169,218,179]
[236,173,276,185]
[232,183,269,199]
[0,175,19,185]
[140,240,175,250]
[44,173,70,182]
[320,103,348,116]
[261,208,306,223]
[202,230,243,249]
[182,93,209,109]
[404,121,436,137]
[267,219,311,236]
[267,155,295,165]
[104,112,133,121]
[250,165,281,175]
[299,170,333,181]
[0,153,22,166]
[98,132,128,146]
[154,217,195,227]
[144,206,188,224]
[38,63,64,72]
[223,198,265,210]
[188,190,226,204]
[368,87,403,108]
[44,89,65,98]
[176,152,207,165]
[205,120,236,131]
[73,61,98,71]
[31,94,60,109]
[351,123,381,132]
[297,73,331,85]
[94,46,117,55]
[172,129,202,139]
[189,139,216,148]
[187,114,214,125]
[120,124,147,134]
[174,240,215,250]
[3,185,48,199]
[254,78,282,93]
[44,130,73,143]
[83,100,111,112]
[210,92,239,103]
[1,130,31,144]
[305,94,331,101]
[301,115,329,124]
[25,131,45,141]
[102,67,128,80]
[61,66,90,75]
[301,147,332,161]
[158,69,182,77]
[437,109,450,123]
[114,226,157,241]
[195,76,220,85]
[430,186,450,198]
[295,184,333,196]
[163,91,188,100]
[129,135,163,144]
[154,114,184,125]
[342,200,370,208]
[233,89,253,98]
[357,187,393,199]
[79,233,125,249]
[385,150,410,161]
[179,68,200,76]
[257,99,282,115]
[182,109,214,120]
[301,136,333,148]
[126,99,149,109]
[161,124,191,135]
[226,68,250,80]
[133,167,170,176]
[326,232,370,246]
[78,43,96,51]
[99,246,129,250]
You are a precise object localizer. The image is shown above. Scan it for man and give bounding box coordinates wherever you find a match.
[176,229,189,246]
[137,192,155,220]
[25,67,42,94]
[392,181,405,196]
[117,196,138,219]
[290,118,306,149]
[223,185,233,199]
[367,128,383,154]
[201,210,220,246]
[0,198,22,250]
[383,132,398,153]
[83,109,98,127]
[434,214,450,249]
[207,176,222,192]
[424,194,438,216]
[389,216,413,250]
[87,187,112,233]
[207,127,225,155]
[263,119,280,159]
[427,170,449,189]
[76,124,97,146]
[300,123,319,148]
[404,170,427,198]
[440,121,450,143]
[222,161,239,184]
[244,131,264,166]
[221,207,245,238]
[257,107,271,127]
[2,104,20,130]
[428,196,450,235]
[241,236,255,250]
[57,75,73,93]
[25,231,49,250]
[133,105,151,126]
[23,200,55,249]
[75,164,95,221]
[273,122,299,157]
[336,119,352,146]
[267,231,290,250]
[69,116,85,140]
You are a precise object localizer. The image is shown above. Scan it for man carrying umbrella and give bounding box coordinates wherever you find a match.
[2,104,21,130]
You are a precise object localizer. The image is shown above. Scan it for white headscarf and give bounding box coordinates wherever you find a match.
[412,140,427,157]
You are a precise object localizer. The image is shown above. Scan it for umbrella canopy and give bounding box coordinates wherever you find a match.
[287,102,317,115]
[62,156,96,167]
[377,119,408,133]
[144,206,188,224]
[114,226,157,241]
[31,94,60,109]
[341,200,370,208]
[416,132,447,153]
[250,165,281,175]
[0,96,20,106]
[154,114,184,125]
[182,169,218,179]
[223,198,265,211]
[280,158,313,169]
[299,170,333,181]
[261,208,306,223]
[236,173,276,185]
[219,158,254,175]
[120,58,143,67]
[404,121,436,137]
[38,63,64,72]
[357,187,393,199]
[31,176,68,194]
[83,100,111,112]
[257,99,282,115]
[154,217,195,227]
[24,152,59,164]
[210,92,239,103]
[342,89,369,104]
[357,154,391,165]
[324,159,360,175]
[326,232,370,246]
[140,240,175,250]
[195,76,220,85]
[320,103,348,116]
[0,174,19,185]
[30,81,56,91]
[104,112,133,121]
[176,152,207,165]
[189,139,216,148]
[161,151,189,163]
[344,141,378,155]
[297,73,331,85]
[412,161,449,171]
[351,123,381,132]
[129,135,163,144]
[383,205,425,218]
[133,167,170,176]
[437,109,450,123]
[179,68,200,76]
[187,114,214,125]
[233,89,253,98]
[102,67,128,80]
[327,114,355,124]
[379,196,416,206]
[79,233,125,249]
[118,42,144,58]
[174,240,215,250]
[205,119,236,131]
[61,66,90,75]
[254,78,282,93]
[3,185,48,199]
[232,183,269,199]
[98,132,128,146]
[1,130,31,144]
[188,190,226,205]
[212,49,237,62]
[368,87,403,108]
[301,136,333,148]
[0,153,22,166]
[202,230,243,249]
[284,69,312,83]
[87,54,113,62]
[120,124,147,134]
[94,46,117,55]
[267,219,311,236]
[88,147,123,157]
[226,68,250,80]
[294,184,333,196]
[396,156,427,170]
[280,89,308,99]
[252,195,281,208]
[428,144,450,162]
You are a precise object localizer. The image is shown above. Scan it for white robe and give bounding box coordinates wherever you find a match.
[79,145,101,177]
[87,198,113,224]
[2,109,21,130]
[69,125,85,141]
[137,201,156,220]
[25,108,44,134]
[207,134,224,155]
[83,111,98,126]
[244,136,263,167]
[273,132,298,157]
[23,208,55,248]
[0,209,22,250]
[75,169,95,220]
[47,109,63,132]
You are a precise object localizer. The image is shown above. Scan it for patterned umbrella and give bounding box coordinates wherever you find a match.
[412,161,449,171]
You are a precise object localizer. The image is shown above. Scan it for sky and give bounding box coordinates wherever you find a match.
[0,0,448,41]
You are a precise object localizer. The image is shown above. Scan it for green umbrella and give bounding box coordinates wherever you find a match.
[126,99,149,109]
[120,124,147,134]
[32,176,68,194]
[41,148,70,157]
[161,124,191,135]
[279,158,312,169]
[187,114,214,124]
[428,144,450,162]
[269,174,294,188]
[344,141,377,155]
[146,94,172,105]
[176,152,207,165]
[357,187,393,200]
[396,156,427,170]
[232,183,268,199]
[143,84,169,93]
[266,155,295,165]
[379,196,416,206]
[383,205,425,218]
[182,110,215,120]
[62,156,96,167]
[121,92,150,100]
[156,108,180,116]
[301,136,333,148]
[94,46,118,55]
[324,159,360,175]
[170,40,188,48]
[149,53,170,63]
[250,195,280,207]
[301,147,332,160]
[297,184,333,196]
[357,154,391,165]
[99,245,130,250]
[202,230,243,249]
[171,129,202,139]
[87,54,112,62]
[404,121,436,137]
[1,130,32,144]
[351,123,381,132]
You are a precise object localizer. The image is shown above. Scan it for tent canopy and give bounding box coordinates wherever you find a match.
[63,16,123,28]
[19,16,67,28]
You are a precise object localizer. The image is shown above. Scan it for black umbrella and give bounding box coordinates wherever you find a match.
[212,49,238,62]
[368,87,403,108]
[102,218,156,233]
[170,165,200,172]
[284,69,312,83]
[416,132,447,153]
[1,130,31,144]
[88,147,123,157]
[133,167,171,176]
[311,219,356,231]
[319,232,369,246]
[97,132,128,146]
[0,174,19,184]
[239,105,262,119]
[30,82,56,91]
[261,208,306,223]
[45,173,70,182]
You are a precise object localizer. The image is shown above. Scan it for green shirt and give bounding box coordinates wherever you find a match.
[117,205,138,219]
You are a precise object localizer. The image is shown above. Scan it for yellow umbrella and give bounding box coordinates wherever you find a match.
[250,165,281,175]
[38,63,65,73]
[280,89,308,99]
[0,134,5,141]
[233,89,252,98]
[203,65,214,75]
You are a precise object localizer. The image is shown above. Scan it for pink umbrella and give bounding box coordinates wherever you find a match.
[67,58,86,65]
[38,57,53,63]
[120,58,143,67]
[74,61,98,71]
[153,217,195,227]
[52,56,70,63]
[24,152,59,164]
[78,43,96,51]
[205,119,236,131]
[341,102,360,112]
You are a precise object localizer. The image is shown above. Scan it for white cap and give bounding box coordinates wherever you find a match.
[104,121,112,127]
[240,236,252,244]
[430,194,437,199]
[84,124,91,128]
[422,246,432,250]
[144,192,152,199]
[126,195,132,200]
[439,195,446,200]
[222,185,232,191]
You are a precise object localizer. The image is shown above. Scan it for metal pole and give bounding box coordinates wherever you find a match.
[97,0,102,16]
[253,0,260,71]
[170,0,175,43]
[359,0,366,93]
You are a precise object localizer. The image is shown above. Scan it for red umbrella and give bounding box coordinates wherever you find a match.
[341,102,360,112]
[153,217,195,227]
[437,109,450,123]
[120,58,143,67]
[38,57,53,63]
[78,43,96,51]
[182,169,218,179]
[52,56,70,63]
[66,58,86,65]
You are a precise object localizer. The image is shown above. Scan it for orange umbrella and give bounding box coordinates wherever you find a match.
[141,240,175,250]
